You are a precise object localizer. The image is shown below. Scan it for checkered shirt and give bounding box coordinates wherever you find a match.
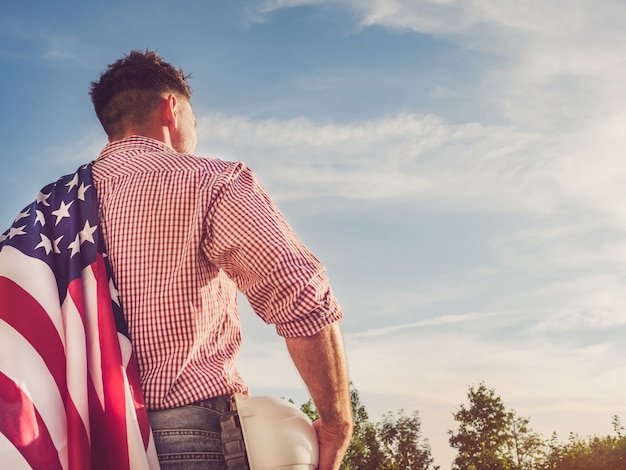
[92,136,342,410]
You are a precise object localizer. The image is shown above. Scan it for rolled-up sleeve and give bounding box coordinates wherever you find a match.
[203,163,343,337]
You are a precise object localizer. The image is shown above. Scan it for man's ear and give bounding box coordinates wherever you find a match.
[162,94,179,128]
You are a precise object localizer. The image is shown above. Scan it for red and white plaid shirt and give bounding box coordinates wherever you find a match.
[92,136,342,410]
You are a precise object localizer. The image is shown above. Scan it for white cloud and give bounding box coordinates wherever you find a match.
[252,0,626,131]
[197,112,551,212]
[0,17,81,62]
[45,128,107,166]
[198,4,626,365]
[42,34,79,60]
[349,311,502,338]
[196,103,626,347]
[211,0,626,232]
[210,85,626,466]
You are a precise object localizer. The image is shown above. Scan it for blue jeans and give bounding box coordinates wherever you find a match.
[148,396,230,470]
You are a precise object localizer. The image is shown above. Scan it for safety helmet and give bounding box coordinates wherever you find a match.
[225,394,319,470]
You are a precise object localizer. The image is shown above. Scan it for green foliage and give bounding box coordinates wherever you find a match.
[506,413,545,470]
[299,398,320,422]
[449,382,544,470]
[377,409,436,469]
[340,386,387,470]
[448,383,626,470]
[296,383,625,470]
[449,382,514,470]
[538,420,626,470]
[298,384,437,470]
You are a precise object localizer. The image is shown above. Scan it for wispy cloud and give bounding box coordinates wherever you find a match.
[196,101,626,344]
[200,85,626,464]
[349,311,503,338]
[197,112,549,211]
[239,312,625,465]
[253,0,626,130]
[199,4,626,382]
[0,15,81,61]
[44,128,107,166]
[42,34,79,60]
[204,0,626,234]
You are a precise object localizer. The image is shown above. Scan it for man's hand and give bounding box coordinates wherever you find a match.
[314,419,353,470]
[285,322,353,470]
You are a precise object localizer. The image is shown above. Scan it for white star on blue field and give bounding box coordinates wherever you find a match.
[2,1,626,467]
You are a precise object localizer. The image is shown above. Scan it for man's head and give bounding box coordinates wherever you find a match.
[90,50,196,152]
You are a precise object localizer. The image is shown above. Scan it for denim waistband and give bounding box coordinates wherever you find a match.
[187,395,232,413]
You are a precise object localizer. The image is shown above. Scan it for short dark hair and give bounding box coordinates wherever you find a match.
[89,50,192,138]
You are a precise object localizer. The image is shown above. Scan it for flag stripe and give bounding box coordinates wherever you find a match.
[1,265,93,469]
[91,256,133,467]
[0,276,67,401]
[0,164,157,469]
[0,430,32,470]
[60,291,93,470]
[124,345,151,449]
[79,258,132,470]
[0,372,63,470]
[122,369,153,469]
[0,246,65,347]
[0,319,66,455]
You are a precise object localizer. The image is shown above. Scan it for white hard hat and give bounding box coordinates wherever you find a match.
[233,394,319,470]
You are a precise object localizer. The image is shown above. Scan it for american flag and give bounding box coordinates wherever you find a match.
[0,164,159,469]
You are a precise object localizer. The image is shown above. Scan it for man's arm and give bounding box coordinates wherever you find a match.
[285,322,353,470]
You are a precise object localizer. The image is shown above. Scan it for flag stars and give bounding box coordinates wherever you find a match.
[66,173,80,192]
[35,210,46,227]
[53,235,63,254]
[67,221,97,258]
[79,220,97,245]
[8,225,26,239]
[68,234,81,258]
[14,209,30,223]
[35,234,53,255]
[52,200,74,225]
[34,234,64,255]
[109,278,121,306]
[77,182,92,201]
[37,191,51,207]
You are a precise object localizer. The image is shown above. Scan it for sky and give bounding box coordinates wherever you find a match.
[2,0,626,467]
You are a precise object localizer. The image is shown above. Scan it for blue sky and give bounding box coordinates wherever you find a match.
[3,1,626,467]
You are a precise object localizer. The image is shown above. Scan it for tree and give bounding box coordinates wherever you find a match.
[339,386,386,470]
[449,382,543,470]
[298,384,437,469]
[377,409,437,470]
[506,413,544,470]
[298,385,386,470]
[538,417,626,470]
[449,382,513,470]
[299,397,320,421]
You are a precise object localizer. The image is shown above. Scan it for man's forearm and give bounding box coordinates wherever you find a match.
[285,321,353,465]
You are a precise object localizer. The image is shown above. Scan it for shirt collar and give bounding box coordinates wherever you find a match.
[97,136,174,161]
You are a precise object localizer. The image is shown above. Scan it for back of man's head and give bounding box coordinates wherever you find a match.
[90,50,192,139]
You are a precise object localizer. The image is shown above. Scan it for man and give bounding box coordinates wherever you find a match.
[89,50,353,469]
